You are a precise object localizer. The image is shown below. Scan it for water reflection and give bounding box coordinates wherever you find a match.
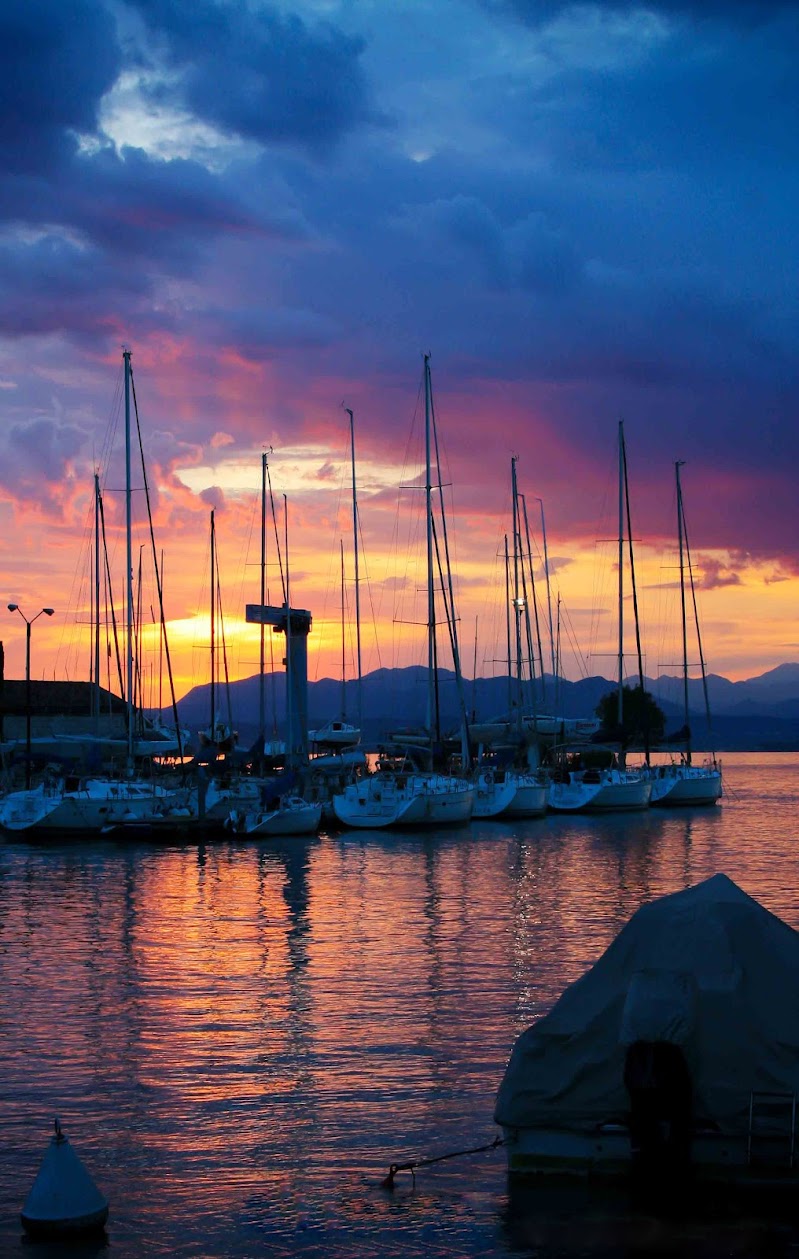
[0,754,797,1256]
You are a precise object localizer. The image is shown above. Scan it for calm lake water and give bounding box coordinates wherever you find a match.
[2,752,799,1257]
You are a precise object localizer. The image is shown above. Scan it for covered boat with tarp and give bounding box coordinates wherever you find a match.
[496,874,799,1188]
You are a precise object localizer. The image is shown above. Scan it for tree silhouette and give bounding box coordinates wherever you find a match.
[594,684,666,750]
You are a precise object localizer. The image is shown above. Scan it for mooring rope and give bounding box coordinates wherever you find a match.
[381,1134,504,1190]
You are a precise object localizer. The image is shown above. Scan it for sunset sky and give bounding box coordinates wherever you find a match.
[1,0,797,703]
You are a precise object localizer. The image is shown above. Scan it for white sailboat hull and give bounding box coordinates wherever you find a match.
[0,780,180,834]
[548,771,651,813]
[399,776,475,826]
[504,776,549,818]
[472,770,548,818]
[237,798,322,836]
[472,772,517,818]
[333,773,474,829]
[649,764,722,806]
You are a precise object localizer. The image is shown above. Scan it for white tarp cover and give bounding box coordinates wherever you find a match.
[495,874,799,1135]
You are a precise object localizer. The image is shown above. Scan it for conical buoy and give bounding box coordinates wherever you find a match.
[20,1118,109,1237]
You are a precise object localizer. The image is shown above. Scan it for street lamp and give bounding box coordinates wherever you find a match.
[7,604,55,790]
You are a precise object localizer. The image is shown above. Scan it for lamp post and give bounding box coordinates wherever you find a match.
[7,604,55,790]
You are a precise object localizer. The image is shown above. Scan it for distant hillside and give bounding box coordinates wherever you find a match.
[159,663,799,752]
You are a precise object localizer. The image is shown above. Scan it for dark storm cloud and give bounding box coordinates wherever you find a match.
[0,0,120,175]
[0,1,367,343]
[0,144,308,342]
[130,0,383,154]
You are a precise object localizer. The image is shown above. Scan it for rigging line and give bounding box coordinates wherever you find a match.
[432,513,471,747]
[526,520,550,697]
[621,425,650,759]
[430,375,466,707]
[559,596,590,679]
[681,482,716,756]
[99,487,125,702]
[213,526,234,732]
[520,492,545,706]
[265,454,286,605]
[358,535,383,672]
[310,426,349,683]
[130,366,184,759]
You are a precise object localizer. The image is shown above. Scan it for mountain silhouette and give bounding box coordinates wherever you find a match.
[160,663,799,752]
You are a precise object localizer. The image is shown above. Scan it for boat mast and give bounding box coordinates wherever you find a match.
[210,507,216,743]
[681,477,716,762]
[504,533,512,716]
[346,408,363,731]
[93,470,101,730]
[259,452,267,749]
[471,616,478,724]
[284,494,293,768]
[424,354,437,740]
[622,424,649,761]
[617,419,624,727]
[511,457,524,731]
[123,348,134,773]
[676,460,691,764]
[340,539,346,721]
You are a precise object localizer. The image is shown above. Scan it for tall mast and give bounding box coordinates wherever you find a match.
[123,349,134,772]
[340,540,346,720]
[259,452,267,746]
[504,533,512,716]
[424,354,436,737]
[159,549,164,716]
[622,424,648,759]
[93,470,101,729]
[682,478,715,761]
[617,419,624,726]
[676,460,691,764]
[346,408,363,730]
[210,508,216,741]
[511,457,523,729]
[284,494,293,767]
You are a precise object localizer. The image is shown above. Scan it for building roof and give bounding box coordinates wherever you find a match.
[0,680,126,717]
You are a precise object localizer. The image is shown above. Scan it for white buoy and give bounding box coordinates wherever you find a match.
[21,1119,109,1237]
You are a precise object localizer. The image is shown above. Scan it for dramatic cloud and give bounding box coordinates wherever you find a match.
[0,0,797,685]
[0,0,119,175]
[129,0,383,154]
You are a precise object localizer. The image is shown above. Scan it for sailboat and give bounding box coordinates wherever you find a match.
[0,350,188,835]
[333,357,474,829]
[548,422,651,813]
[649,462,722,806]
[227,792,322,837]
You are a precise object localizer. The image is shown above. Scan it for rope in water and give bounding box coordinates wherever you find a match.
[381,1134,504,1190]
